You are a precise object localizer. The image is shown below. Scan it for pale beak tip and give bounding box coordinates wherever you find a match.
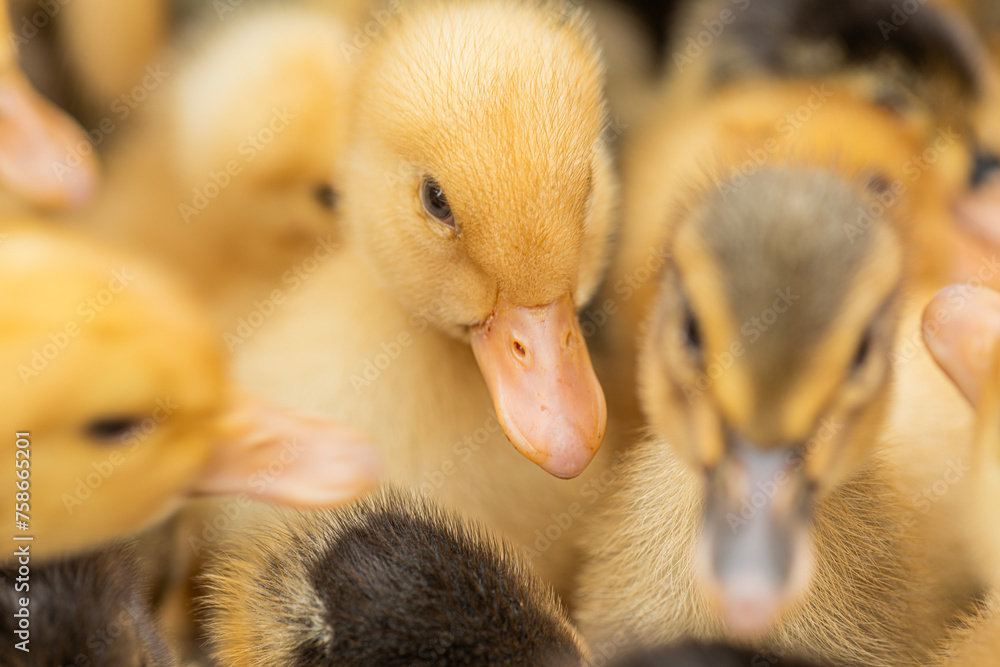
[718,577,782,640]
[506,427,601,479]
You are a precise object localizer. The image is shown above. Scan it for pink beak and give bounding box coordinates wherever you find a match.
[0,66,100,209]
[471,294,607,478]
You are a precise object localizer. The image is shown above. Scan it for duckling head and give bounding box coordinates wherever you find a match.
[171,6,353,253]
[0,227,227,558]
[341,0,616,478]
[1,226,379,559]
[641,164,905,637]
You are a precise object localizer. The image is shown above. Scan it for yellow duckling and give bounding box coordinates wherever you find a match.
[0,223,379,560]
[0,0,99,210]
[204,488,589,666]
[72,3,354,329]
[0,542,173,666]
[235,0,616,591]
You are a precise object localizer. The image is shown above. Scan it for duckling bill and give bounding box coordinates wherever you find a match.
[471,292,607,478]
[0,0,99,209]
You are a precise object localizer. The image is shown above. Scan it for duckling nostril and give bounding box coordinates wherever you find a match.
[512,340,527,360]
[564,329,573,350]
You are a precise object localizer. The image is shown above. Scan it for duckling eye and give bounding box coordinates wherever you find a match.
[682,307,703,357]
[420,178,455,229]
[84,416,141,443]
[971,150,1000,189]
[314,183,338,209]
[851,332,872,374]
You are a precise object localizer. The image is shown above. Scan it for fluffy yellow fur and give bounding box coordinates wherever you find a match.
[71,5,354,329]
[0,222,226,560]
[235,0,618,594]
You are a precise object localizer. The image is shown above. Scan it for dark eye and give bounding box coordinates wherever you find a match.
[864,171,893,197]
[84,416,141,443]
[971,150,1000,189]
[314,184,338,209]
[852,332,872,373]
[682,307,703,356]
[420,178,455,229]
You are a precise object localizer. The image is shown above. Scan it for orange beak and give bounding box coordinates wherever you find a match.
[471,294,607,478]
[0,67,100,209]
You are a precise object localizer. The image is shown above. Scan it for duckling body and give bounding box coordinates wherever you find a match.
[573,73,979,663]
[205,488,589,666]
[72,4,354,330]
[237,248,613,594]
[235,0,617,592]
[0,543,174,666]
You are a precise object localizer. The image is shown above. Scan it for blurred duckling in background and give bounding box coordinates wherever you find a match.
[235,0,616,592]
[585,0,659,130]
[0,0,99,211]
[575,135,945,665]
[0,223,379,560]
[589,0,991,428]
[55,0,168,124]
[920,286,1000,665]
[205,488,589,667]
[573,4,993,650]
[0,542,174,666]
[71,3,354,329]
[679,0,1000,295]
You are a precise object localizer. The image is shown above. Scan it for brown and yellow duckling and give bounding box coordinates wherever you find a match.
[205,488,588,666]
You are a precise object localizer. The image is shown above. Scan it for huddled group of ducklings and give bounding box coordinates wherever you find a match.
[3,0,1000,665]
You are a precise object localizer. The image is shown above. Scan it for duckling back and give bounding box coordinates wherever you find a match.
[0,543,173,666]
[205,488,588,666]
